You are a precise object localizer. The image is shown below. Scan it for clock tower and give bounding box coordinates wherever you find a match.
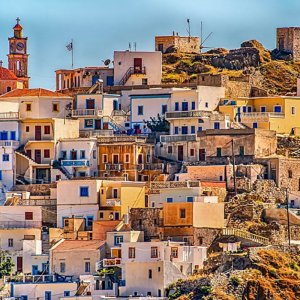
[7,18,30,88]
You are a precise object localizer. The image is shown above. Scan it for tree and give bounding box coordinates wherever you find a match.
[144,114,170,133]
[0,251,14,278]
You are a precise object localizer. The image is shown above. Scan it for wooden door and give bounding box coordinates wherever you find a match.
[199,149,206,161]
[34,150,41,164]
[178,145,184,161]
[35,126,42,140]
[95,119,101,130]
[17,256,23,273]
[134,58,142,73]
[86,99,95,109]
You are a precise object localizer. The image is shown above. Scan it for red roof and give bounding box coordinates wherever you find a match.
[53,240,105,251]
[0,67,18,80]
[0,88,69,98]
[13,24,23,30]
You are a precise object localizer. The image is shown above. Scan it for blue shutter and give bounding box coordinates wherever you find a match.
[10,131,16,140]
[191,126,195,134]
[174,127,179,134]
[175,102,179,111]
[191,102,196,110]
[167,197,173,203]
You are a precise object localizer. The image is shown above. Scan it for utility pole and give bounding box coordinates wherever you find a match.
[286,188,291,246]
[231,139,237,195]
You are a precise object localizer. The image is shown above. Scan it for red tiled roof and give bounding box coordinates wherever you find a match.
[53,240,105,251]
[0,67,18,80]
[0,88,69,98]
[13,24,23,30]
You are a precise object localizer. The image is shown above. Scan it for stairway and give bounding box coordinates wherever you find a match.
[119,66,146,86]
[222,228,269,245]
[75,282,90,296]
[103,116,127,132]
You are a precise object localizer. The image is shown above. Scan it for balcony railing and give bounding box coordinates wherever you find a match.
[98,135,148,143]
[150,181,200,189]
[0,140,19,147]
[0,220,42,229]
[160,134,197,143]
[61,159,90,167]
[0,112,19,119]
[103,258,122,267]
[165,110,211,119]
[105,163,122,171]
[72,109,103,117]
[240,112,285,122]
[106,199,121,206]
[4,274,72,284]
[136,163,164,171]
[79,129,114,138]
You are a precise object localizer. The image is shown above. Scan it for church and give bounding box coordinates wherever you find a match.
[0,18,29,95]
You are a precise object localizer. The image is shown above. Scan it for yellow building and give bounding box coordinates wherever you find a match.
[219,96,300,135]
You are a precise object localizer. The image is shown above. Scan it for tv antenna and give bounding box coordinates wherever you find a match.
[186,18,191,37]
[134,42,137,51]
[129,42,131,51]
[200,21,213,52]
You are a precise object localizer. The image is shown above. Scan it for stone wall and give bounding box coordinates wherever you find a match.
[193,228,222,247]
[155,35,200,53]
[277,27,300,61]
[11,183,56,195]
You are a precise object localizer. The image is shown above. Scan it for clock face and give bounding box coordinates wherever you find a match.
[16,42,24,51]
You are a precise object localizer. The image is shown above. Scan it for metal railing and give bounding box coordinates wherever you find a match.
[0,112,19,119]
[98,135,148,143]
[119,67,146,85]
[160,134,197,143]
[105,163,123,171]
[222,228,269,245]
[136,163,164,171]
[71,109,103,117]
[240,112,284,122]
[0,140,19,147]
[165,110,211,119]
[61,159,90,167]
[79,129,114,137]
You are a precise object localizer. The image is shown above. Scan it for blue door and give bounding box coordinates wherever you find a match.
[45,291,51,300]
[182,126,188,134]
[237,107,241,122]
[10,131,16,140]
[182,102,188,111]
[0,131,8,140]
[106,76,114,86]
[92,75,100,85]
[32,265,38,275]
[214,122,220,129]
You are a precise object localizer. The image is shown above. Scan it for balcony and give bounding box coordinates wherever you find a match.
[160,134,197,143]
[61,160,90,167]
[4,274,73,284]
[150,181,200,189]
[0,112,19,119]
[98,135,148,144]
[136,163,164,171]
[106,199,121,206]
[240,112,284,123]
[71,109,103,117]
[0,140,19,147]
[165,110,211,120]
[103,258,121,267]
[0,220,42,229]
[79,129,114,138]
[105,163,122,171]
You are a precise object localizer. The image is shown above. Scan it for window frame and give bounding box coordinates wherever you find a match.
[150,247,158,258]
[80,186,89,197]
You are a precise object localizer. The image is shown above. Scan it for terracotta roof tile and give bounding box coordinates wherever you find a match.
[0,67,18,80]
[53,240,105,251]
[0,88,69,98]
[13,24,23,30]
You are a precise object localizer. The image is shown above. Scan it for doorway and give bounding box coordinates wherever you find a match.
[178,145,184,161]
[134,58,142,73]
[35,126,42,140]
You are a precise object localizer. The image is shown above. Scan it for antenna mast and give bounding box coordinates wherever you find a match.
[187,18,191,38]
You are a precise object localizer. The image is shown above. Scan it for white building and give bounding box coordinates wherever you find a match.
[114,51,162,86]
[119,241,207,297]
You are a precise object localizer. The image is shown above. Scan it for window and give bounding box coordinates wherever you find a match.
[8,238,13,247]
[80,150,86,159]
[113,188,118,198]
[180,208,186,219]
[151,247,158,258]
[7,86,11,92]
[25,212,33,220]
[52,103,59,113]
[85,119,94,128]
[175,102,179,111]
[21,296,28,300]
[115,212,120,220]
[292,107,296,115]
[239,146,245,156]
[80,186,89,197]
[167,146,172,154]
[182,126,188,134]
[64,291,70,297]
[167,197,173,203]
[102,154,108,163]
[288,170,293,178]
[182,102,188,111]
[61,151,67,159]
[171,247,178,258]
[93,150,96,159]
[114,235,124,246]
[214,122,220,129]
[198,126,202,132]
[85,261,91,272]
[174,127,179,134]
[138,105,144,115]
[274,105,282,113]
[191,126,195,134]
[142,78,148,85]
[247,106,252,112]
[44,126,50,135]
[205,102,209,108]
[253,122,258,129]
[26,126,30,132]
[216,147,222,157]
[199,149,206,161]
[26,103,31,111]
[113,154,119,164]
[129,247,136,258]
[0,170,2,180]
[86,216,94,227]
[0,131,8,140]
[124,153,130,163]
[64,219,69,227]
[10,131,16,140]
[99,212,104,219]
[148,269,152,279]
[191,101,196,110]
[2,154,9,162]
[162,104,168,114]
[190,148,195,156]
[261,106,266,112]
[45,291,52,300]
[44,149,50,158]
[60,262,66,273]
[187,196,194,203]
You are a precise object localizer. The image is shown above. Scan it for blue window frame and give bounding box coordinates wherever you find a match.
[187,196,194,202]
[0,131,8,140]
[64,291,70,297]
[45,291,51,300]
[137,105,144,115]
[247,106,252,112]
[161,105,168,114]
[106,76,114,86]
[182,126,188,134]
[80,150,86,159]
[214,122,220,129]
[182,102,188,111]
[80,186,89,197]
[167,197,173,203]
[61,151,67,159]
[10,131,16,140]
[198,127,203,132]
[242,106,247,113]
[114,235,124,246]
[274,105,282,113]
[2,154,9,162]
[0,171,2,181]
[174,127,179,134]
[84,119,94,128]
[191,101,196,110]
[20,297,28,300]
[175,102,179,111]
[32,265,39,275]
[253,122,258,129]
[191,126,195,134]
[86,216,94,227]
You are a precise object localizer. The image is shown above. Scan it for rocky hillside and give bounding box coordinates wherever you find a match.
[162,40,300,95]
[168,248,300,300]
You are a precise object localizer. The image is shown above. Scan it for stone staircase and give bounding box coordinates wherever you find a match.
[75,282,90,296]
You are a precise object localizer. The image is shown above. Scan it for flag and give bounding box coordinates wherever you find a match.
[66,42,73,51]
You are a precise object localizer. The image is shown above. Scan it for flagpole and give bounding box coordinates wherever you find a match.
[71,39,74,69]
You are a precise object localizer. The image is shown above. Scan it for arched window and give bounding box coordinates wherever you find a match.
[16,61,21,70]
[6,87,12,92]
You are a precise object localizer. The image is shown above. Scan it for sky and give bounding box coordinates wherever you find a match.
[0,0,300,90]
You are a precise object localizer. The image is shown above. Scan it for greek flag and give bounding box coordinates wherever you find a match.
[66,42,73,51]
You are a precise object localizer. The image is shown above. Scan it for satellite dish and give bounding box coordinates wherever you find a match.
[103,59,111,66]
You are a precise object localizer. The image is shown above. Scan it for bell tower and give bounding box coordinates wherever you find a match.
[7,18,30,88]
